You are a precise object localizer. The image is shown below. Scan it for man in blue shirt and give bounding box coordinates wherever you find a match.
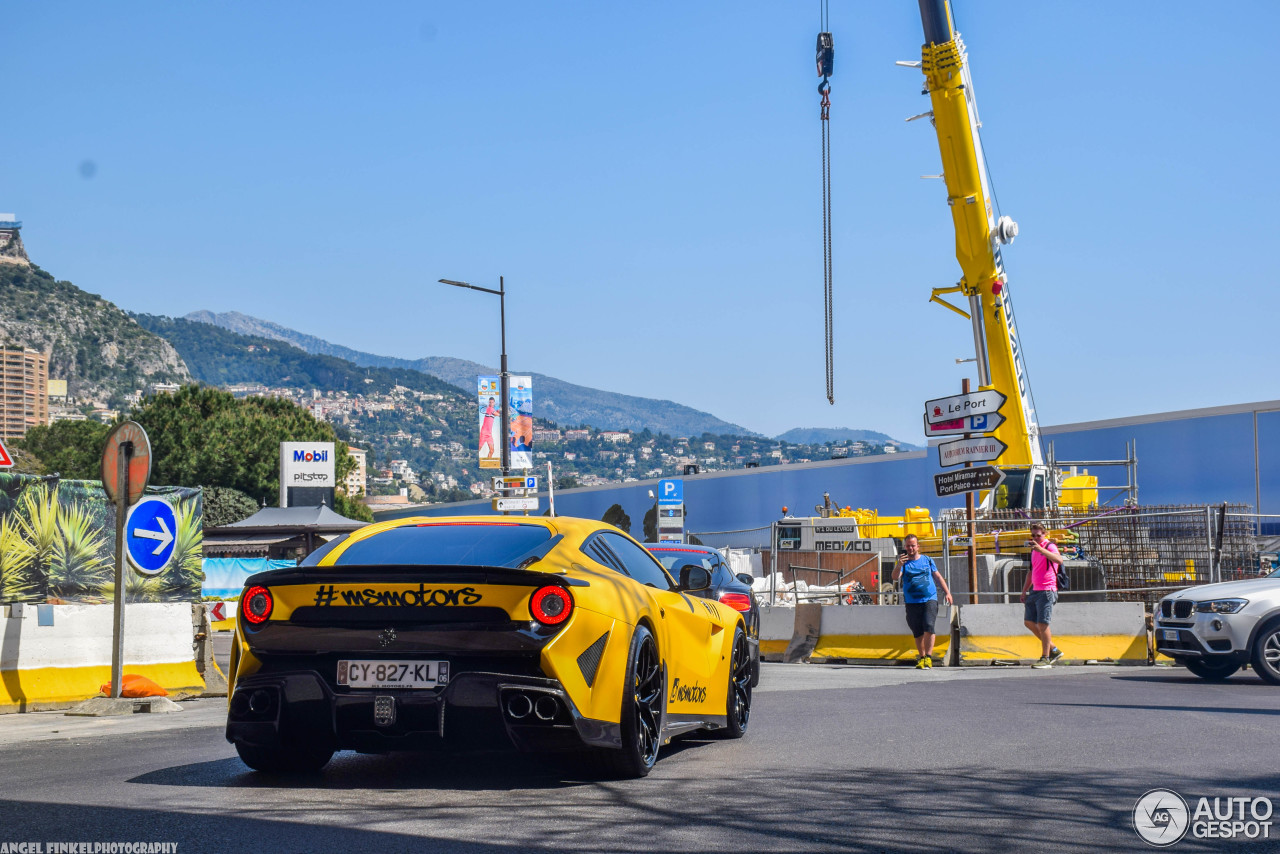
[892,534,954,669]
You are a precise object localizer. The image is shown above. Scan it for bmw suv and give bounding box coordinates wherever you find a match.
[1154,569,1280,683]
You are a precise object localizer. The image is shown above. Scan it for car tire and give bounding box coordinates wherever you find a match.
[714,625,752,739]
[1184,657,1241,681]
[1250,620,1280,685]
[235,742,333,773]
[596,624,664,779]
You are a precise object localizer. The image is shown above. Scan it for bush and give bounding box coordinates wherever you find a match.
[203,486,260,527]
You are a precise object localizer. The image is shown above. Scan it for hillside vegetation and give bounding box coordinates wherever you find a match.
[0,265,189,405]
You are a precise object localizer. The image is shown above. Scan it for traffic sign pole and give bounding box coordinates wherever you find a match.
[963,380,977,606]
[101,421,153,700]
[110,445,130,699]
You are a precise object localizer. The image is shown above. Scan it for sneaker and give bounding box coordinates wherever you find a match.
[1049,646,1064,663]
[1032,657,1052,669]
[915,657,927,669]
[923,657,934,668]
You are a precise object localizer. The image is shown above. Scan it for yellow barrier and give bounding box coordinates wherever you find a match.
[811,606,952,663]
[0,661,205,714]
[957,603,1150,664]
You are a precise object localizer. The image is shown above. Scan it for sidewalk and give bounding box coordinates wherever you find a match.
[0,697,225,746]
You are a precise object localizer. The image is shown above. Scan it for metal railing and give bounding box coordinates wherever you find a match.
[750,504,1270,608]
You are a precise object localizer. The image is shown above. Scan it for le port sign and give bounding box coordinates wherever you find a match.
[925,389,1007,425]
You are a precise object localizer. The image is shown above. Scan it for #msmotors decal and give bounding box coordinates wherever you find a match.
[312,584,483,607]
[671,678,707,704]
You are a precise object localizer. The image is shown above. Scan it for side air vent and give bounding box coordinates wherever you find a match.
[577,632,610,687]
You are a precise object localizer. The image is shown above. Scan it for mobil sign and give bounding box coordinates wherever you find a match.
[279,441,336,502]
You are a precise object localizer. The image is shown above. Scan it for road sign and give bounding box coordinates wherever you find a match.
[492,496,539,512]
[934,465,1005,498]
[657,478,683,505]
[925,389,1007,424]
[125,496,178,575]
[922,411,1007,438]
[937,435,1008,467]
[0,437,11,468]
[101,421,152,505]
[492,475,538,490]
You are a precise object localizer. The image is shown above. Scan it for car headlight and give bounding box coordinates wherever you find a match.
[1195,598,1248,614]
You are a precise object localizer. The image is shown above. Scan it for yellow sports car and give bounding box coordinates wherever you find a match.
[226,515,752,777]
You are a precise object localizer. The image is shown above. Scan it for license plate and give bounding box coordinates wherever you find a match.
[1161,629,1179,642]
[337,660,447,689]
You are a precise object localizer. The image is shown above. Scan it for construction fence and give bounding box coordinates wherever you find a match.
[698,505,1273,609]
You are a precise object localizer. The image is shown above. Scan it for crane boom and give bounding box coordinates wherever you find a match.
[916,0,1042,469]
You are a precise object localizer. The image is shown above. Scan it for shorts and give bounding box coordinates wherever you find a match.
[1024,589,1057,624]
[904,600,939,638]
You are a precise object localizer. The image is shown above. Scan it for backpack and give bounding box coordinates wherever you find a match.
[1056,563,1070,591]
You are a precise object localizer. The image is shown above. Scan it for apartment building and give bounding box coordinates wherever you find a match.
[0,348,48,441]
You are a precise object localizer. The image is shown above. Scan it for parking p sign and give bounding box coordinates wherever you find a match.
[657,479,683,505]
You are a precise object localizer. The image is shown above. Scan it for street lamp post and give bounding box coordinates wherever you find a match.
[438,276,509,478]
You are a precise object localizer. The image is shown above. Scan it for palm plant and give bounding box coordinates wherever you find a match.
[49,500,112,602]
[0,516,38,603]
[12,483,59,599]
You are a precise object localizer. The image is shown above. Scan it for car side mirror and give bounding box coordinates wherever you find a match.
[679,565,712,592]
[736,572,754,586]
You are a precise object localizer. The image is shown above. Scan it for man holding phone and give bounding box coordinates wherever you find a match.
[1021,522,1065,668]
[892,534,953,669]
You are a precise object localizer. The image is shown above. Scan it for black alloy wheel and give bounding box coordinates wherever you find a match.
[1250,622,1280,685]
[1183,657,1241,681]
[716,625,751,739]
[600,624,664,778]
[235,741,334,774]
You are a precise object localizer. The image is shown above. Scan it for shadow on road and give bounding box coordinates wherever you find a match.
[14,765,1280,852]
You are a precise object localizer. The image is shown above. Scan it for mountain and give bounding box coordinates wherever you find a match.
[0,262,190,406]
[133,314,464,400]
[774,427,919,449]
[185,310,757,437]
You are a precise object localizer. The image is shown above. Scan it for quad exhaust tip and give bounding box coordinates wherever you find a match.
[534,695,558,721]
[503,690,561,723]
[506,693,533,720]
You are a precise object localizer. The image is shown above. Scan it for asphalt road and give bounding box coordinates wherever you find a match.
[2,662,1278,853]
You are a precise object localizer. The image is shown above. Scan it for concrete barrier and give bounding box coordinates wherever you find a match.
[812,604,953,664]
[956,602,1149,665]
[0,602,205,713]
[758,604,795,659]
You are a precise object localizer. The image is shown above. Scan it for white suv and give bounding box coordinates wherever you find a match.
[1154,569,1280,683]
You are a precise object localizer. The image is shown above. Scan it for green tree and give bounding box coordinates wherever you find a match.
[131,385,357,505]
[14,420,111,479]
[642,505,657,542]
[203,486,261,527]
[333,492,374,523]
[602,503,631,534]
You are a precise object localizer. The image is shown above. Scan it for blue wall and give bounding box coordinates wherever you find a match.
[379,402,1280,541]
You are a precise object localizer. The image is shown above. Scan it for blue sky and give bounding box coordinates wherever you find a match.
[4,2,1277,443]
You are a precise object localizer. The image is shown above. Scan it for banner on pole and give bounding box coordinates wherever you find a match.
[508,376,533,470]
[478,376,501,469]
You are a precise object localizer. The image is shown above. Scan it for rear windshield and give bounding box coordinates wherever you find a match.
[649,548,716,570]
[324,523,552,567]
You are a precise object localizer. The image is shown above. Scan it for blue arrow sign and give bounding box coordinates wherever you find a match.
[657,478,683,505]
[125,496,178,575]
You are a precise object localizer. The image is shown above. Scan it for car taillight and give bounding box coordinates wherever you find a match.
[242,585,273,625]
[719,592,753,612]
[530,585,573,626]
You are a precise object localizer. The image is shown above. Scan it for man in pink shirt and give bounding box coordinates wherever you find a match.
[1020,522,1065,668]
